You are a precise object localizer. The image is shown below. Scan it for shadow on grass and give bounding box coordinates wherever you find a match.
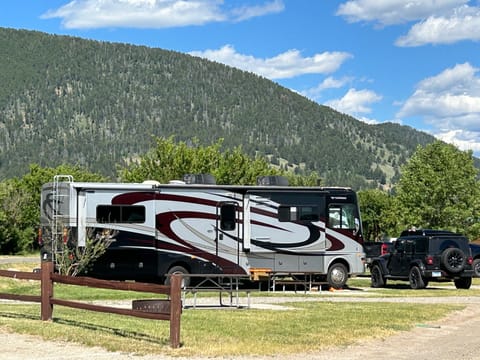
[0,311,38,321]
[0,311,169,346]
[54,318,170,345]
[380,283,458,290]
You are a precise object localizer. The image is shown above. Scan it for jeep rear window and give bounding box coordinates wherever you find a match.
[413,238,427,253]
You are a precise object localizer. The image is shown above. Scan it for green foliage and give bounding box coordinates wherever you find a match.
[0,164,105,254]
[119,136,321,186]
[395,141,480,239]
[358,189,411,240]
[55,229,115,276]
[358,189,393,241]
[119,136,277,184]
[0,27,438,189]
[0,182,34,254]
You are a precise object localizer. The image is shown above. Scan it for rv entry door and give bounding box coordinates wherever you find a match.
[216,201,241,267]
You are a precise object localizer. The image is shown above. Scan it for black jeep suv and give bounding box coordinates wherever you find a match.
[370,229,474,289]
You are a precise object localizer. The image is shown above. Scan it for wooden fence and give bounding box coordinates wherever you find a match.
[0,260,182,348]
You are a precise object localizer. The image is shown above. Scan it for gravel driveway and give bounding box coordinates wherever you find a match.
[2,292,480,360]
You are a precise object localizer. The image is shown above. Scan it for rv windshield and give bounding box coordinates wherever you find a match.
[328,204,356,229]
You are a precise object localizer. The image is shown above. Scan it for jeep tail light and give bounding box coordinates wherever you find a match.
[426,256,434,265]
[467,256,473,265]
[381,243,389,255]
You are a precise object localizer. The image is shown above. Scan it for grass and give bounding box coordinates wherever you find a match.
[0,259,475,356]
[0,302,460,357]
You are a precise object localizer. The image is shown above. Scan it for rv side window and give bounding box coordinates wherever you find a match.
[278,206,319,222]
[220,203,236,231]
[278,206,296,221]
[328,204,355,229]
[96,205,145,223]
[299,206,319,221]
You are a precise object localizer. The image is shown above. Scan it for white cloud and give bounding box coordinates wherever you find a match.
[397,63,480,119]
[300,76,352,101]
[325,88,382,115]
[230,0,284,22]
[337,1,480,47]
[189,45,352,79]
[396,5,480,46]
[336,0,467,26]
[435,130,480,154]
[42,0,284,29]
[397,63,480,153]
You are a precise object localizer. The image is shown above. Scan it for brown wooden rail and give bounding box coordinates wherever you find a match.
[0,261,182,348]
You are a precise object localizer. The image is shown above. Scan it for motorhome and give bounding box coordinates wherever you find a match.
[39,175,365,289]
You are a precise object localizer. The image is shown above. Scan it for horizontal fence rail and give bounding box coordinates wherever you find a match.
[0,261,182,348]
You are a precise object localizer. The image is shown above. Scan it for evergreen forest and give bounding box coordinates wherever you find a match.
[0,27,445,188]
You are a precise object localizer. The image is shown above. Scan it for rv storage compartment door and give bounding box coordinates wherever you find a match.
[299,255,324,272]
[274,254,299,272]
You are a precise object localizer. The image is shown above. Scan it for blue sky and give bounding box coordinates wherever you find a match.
[1,0,480,156]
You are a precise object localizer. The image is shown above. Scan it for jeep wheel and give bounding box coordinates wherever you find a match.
[370,265,386,288]
[409,266,426,289]
[327,263,348,289]
[454,277,472,289]
[441,248,466,273]
[473,258,480,277]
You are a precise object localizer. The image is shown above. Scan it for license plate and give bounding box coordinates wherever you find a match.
[432,271,442,277]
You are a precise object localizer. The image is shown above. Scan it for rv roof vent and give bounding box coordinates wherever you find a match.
[257,175,289,186]
[183,173,216,185]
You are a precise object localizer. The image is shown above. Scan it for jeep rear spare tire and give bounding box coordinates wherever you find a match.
[441,248,466,273]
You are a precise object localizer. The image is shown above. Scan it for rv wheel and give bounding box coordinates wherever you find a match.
[165,266,190,288]
[327,263,348,289]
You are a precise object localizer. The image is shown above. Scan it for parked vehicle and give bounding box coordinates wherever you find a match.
[370,229,474,289]
[363,241,394,266]
[470,243,480,277]
[39,174,366,289]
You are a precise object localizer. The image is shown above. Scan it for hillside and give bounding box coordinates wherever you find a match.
[0,27,437,188]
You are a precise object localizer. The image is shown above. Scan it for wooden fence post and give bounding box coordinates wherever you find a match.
[169,274,182,348]
[41,260,54,321]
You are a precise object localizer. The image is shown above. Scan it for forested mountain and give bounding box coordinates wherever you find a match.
[0,27,437,189]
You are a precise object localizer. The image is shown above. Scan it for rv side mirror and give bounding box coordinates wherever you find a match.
[354,217,360,235]
[220,203,236,231]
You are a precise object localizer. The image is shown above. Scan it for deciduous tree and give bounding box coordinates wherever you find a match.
[395,141,480,239]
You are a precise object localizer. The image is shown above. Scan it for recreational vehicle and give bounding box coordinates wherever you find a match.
[39,175,365,289]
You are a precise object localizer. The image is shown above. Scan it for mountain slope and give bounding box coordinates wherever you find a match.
[0,27,436,188]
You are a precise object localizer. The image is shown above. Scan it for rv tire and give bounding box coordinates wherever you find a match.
[327,263,348,289]
[165,265,190,288]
